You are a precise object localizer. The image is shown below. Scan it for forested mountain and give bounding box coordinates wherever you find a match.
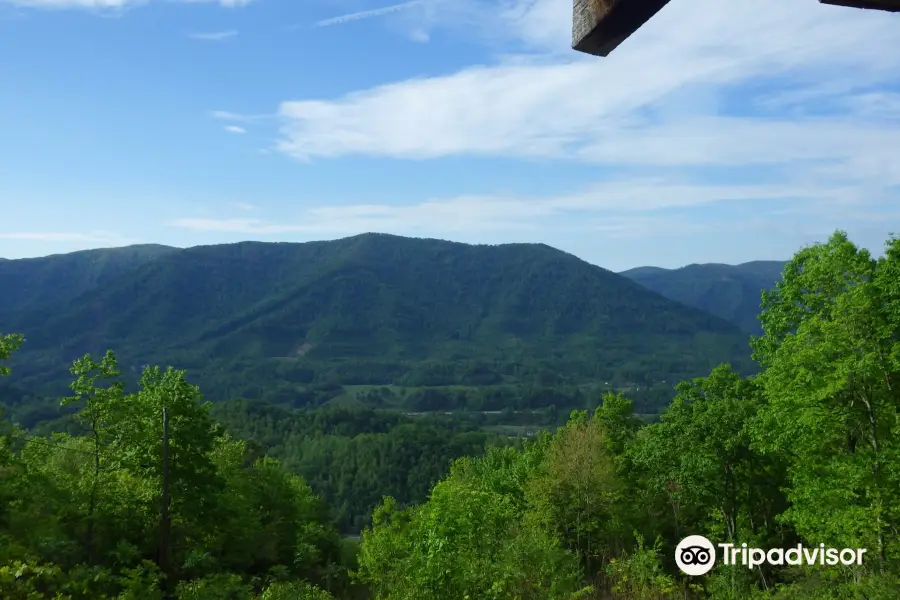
[2,234,752,405]
[2,230,900,600]
[620,260,786,334]
[0,244,177,315]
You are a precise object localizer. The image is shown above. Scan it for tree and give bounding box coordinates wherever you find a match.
[61,351,126,563]
[631,365,788,594]
[525,410,630,584]
[0,333,23,378]
[358,450,589,600]
[751,231,900,571]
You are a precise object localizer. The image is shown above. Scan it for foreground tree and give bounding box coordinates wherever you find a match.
[751,232,900,569]
[358,443,590,600]
[0,345,346,599]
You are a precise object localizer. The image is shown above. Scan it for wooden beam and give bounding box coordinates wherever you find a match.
[573,0,899,59]
[573,0,672,57]
[819,0,900,11]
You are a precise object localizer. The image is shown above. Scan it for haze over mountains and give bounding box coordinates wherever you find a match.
[619,261,786,334]
[0,233,783,411]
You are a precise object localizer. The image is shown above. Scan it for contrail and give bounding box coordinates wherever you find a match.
[188,30,239,41]
[315,0,424,27]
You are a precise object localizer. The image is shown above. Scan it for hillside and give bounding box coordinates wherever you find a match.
[2,234,752,405]
[0,243,177,315]
[620,260,787,334]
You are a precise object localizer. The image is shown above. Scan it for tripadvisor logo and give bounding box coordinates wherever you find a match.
[675,535,868,576]
[676,535,716,576]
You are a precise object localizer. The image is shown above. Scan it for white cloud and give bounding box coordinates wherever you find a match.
[273,0,900,186]
[316,0,424,27]
[0,230,136,243]
[231,201,258,210]
[311,0,497,46]
[188,29,238,41]
[4,0,253,9]
[212,110,248,120]
[224,125,247,134]
[210,109,271,122]
[181,0,253,5]
[2,0,133,6]
[168,174,897,238]
[409,28,429,43]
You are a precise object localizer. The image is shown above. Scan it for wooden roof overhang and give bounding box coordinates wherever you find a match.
[573,0,900,57]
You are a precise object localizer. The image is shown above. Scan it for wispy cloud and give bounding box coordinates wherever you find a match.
[231,201,258,211]
[5,0,254,10]
[224,125,247,134]
[315,0,424,27]
[266,0,900,245]
[277,0,900,166]
[210,109,271,123]
[188,29,238,41]
[0,230,137,244]
[180,0,254,5]
[167,175,897,236]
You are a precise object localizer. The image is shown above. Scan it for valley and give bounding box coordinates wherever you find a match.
[0,233,781,537]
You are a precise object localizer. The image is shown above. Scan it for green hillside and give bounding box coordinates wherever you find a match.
[0,243,177,315]
[3,234,751,405]
[620,260,787,334]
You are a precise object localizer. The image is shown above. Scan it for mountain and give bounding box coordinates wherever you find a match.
[2,234,753,405]
[0,244,177,315]
[619,261,787,334]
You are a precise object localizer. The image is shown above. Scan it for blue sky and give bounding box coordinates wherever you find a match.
[1,0,899,271]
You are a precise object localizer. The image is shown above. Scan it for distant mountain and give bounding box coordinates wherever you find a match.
[0,244,177,315]
[1,234,753,403]
[620,261,787,334]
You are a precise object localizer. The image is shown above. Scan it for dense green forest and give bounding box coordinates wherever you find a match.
[2,230,899,599]
[1,234,751,414]
[620,261,786,334]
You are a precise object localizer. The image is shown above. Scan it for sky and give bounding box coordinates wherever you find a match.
[1,0,899,271]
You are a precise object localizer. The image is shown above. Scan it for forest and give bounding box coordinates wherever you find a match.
[1,230,899,599]
[0,233,752,406]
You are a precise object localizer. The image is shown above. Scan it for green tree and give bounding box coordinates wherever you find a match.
[60,351,126,563]
[0,333,23,377]
[751,232,900,571]
[358,471,588,599]
[525,410,630,584]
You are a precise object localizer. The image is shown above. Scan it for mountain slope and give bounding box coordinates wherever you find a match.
[0,244,177,315]
[620,261,786,334]
[3,234,753,400]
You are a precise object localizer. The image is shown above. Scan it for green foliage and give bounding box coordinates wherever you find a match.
[751,232,900,568]
[6,229,900,600]
[622,260,786,334]
[358,481,588,600]
[606,535,678,600]
[257,580,336,600]
[0,332,24,377]
[0,350,349,598]
[175,573,251,599]
[211,400,510,533]
[0,245,176,316]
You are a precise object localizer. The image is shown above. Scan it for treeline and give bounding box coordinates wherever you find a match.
[116,354,734,413]
[356,384,673,415]
[0,341,355,599]
[356,231,900,599]
[0,368,684,428]
[210,401,511,532]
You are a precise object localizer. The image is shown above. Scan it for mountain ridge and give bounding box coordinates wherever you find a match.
[620,260,787,334]
[2,234,752,404]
